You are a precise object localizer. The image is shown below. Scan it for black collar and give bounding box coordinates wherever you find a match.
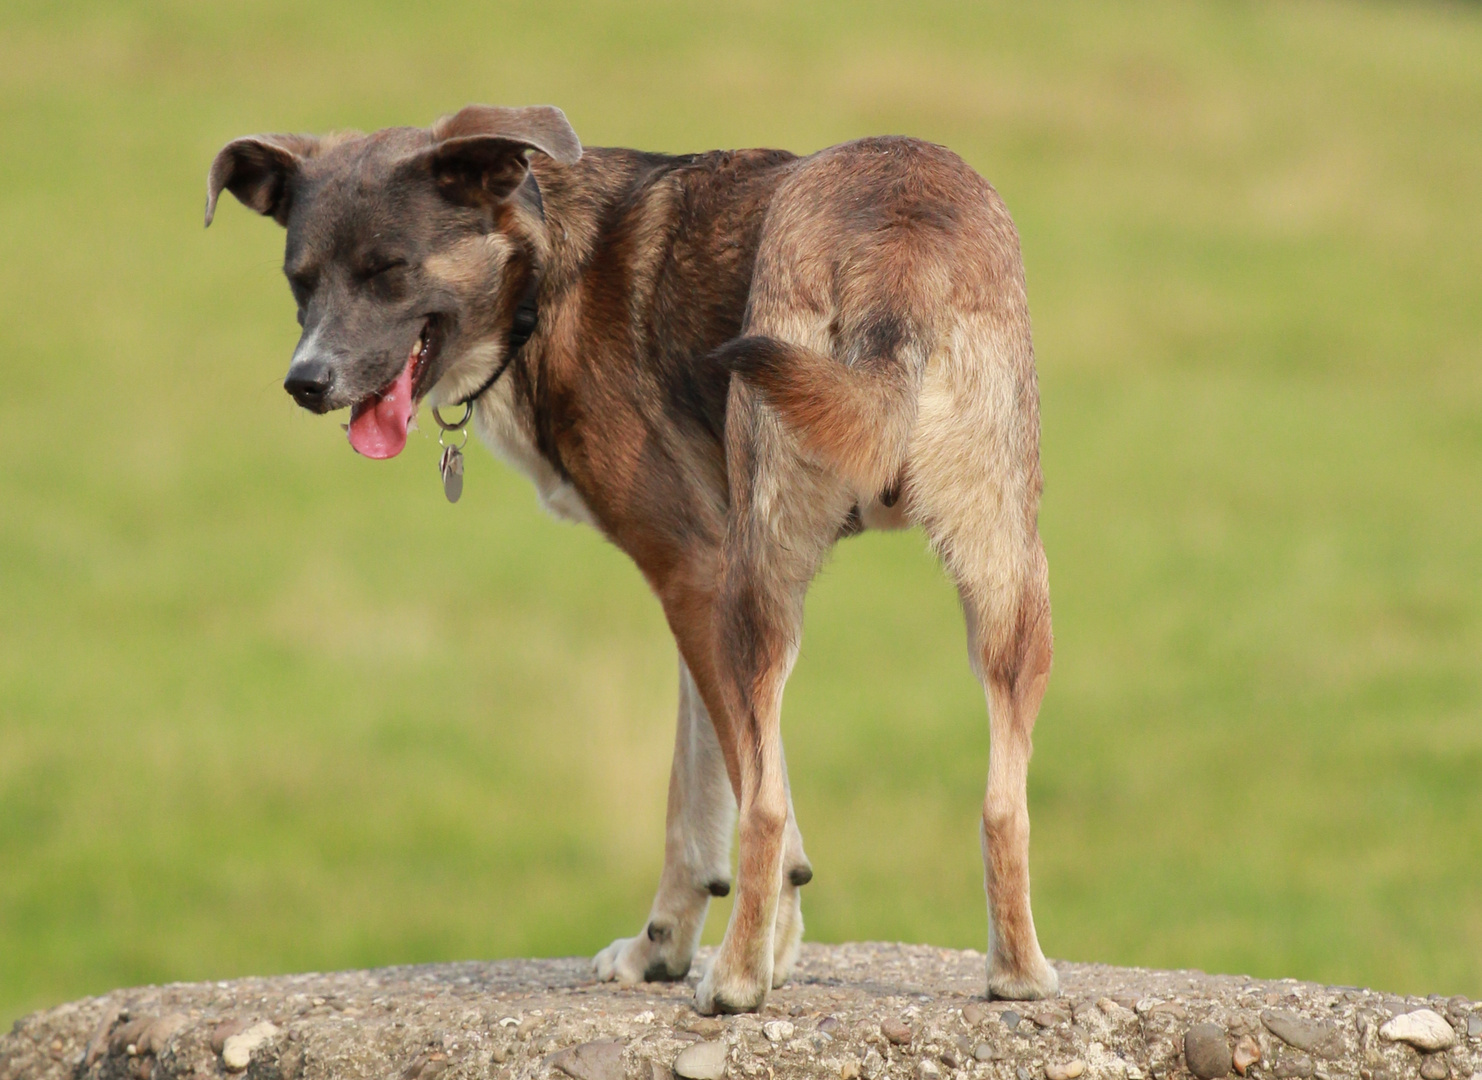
[506,272,540,353]
[448,272,537,411]
[448,272,534,411]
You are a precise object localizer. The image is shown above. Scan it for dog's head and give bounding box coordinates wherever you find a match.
[206,105,581,458]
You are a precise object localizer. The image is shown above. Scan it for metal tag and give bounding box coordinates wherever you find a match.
[439,443,464,503]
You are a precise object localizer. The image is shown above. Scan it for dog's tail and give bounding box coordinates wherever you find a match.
[714,324,926,497]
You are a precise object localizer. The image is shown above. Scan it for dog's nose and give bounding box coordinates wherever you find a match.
[284,359,333,412]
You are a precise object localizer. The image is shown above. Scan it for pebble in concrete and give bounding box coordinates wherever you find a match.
[1185,1023,1233,1079]
[1380,1010,1458,1052]
[1046,1059,1086,1080]
[1272,1053,1314,1079]
[1232,1035,1261,1076]
[1033,1005,1074,1029]
[1262,1010,1337,1054]
[547,1040,625,1080]
[1419,1054,1450,1080]
[762,1021,794,1044]
[109,1016,152,1058]
[673,1039,728,1080]
[683,1018,725,1039]
[1467,1014,1482,1039]
[221,1021,279,1072]
[139,1014,188,1057]
[973,1042,996,1062]
[1098,999,1138,1023]
[210,1018,249,1055]
[881,1018,912,1046]
[404,1051,450,1080]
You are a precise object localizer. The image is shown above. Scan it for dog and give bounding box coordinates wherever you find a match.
[206,104,1058,1013]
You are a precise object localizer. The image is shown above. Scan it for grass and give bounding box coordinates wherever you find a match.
[2,0,1480,1027]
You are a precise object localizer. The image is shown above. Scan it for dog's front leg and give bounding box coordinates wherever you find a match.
[693,664,790,1016]
[770,753,811,988]
[594,659,735,983]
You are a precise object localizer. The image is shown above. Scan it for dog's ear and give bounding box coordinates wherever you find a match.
[423,105,582,208]
[205,134,320,227]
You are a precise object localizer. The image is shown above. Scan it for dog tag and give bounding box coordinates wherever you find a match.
[439,443,464,503]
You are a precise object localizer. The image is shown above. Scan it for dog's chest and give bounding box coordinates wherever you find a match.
[472,387,598,527]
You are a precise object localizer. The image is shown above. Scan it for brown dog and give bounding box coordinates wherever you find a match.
[206,104,1058,1013]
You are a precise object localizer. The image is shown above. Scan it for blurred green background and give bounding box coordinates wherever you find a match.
[2,0,1480,1027]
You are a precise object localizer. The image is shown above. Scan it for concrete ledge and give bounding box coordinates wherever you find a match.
[3,944,1479,1080]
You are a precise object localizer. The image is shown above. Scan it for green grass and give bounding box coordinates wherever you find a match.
[2,0,1480,1027]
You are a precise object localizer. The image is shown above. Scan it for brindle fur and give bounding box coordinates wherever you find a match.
[207,105,1059,1013]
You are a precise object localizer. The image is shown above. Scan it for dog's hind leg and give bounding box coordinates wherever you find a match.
[910,314,1058,1001]
[594,657,736,984]
[961,541,1057,1000]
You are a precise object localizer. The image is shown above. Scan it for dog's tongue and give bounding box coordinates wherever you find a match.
[347,356,416,459]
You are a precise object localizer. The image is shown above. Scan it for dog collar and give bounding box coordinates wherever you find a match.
[431,263,539,433]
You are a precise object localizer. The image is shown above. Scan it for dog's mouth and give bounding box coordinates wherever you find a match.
[346,319,439,459]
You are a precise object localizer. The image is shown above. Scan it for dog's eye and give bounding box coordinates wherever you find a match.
[362,258,407,281]
[287,272,316,307]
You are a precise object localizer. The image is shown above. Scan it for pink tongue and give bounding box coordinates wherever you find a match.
[347,356,416,459]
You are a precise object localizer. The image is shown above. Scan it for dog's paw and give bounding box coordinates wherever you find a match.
[694,955,770,1015]
[770,956,798,989]
[593,936,647,985]
[987,954,1059,1001]
[593,931,691,985]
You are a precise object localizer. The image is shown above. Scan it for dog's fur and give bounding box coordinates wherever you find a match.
[207,105,1058,1013]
